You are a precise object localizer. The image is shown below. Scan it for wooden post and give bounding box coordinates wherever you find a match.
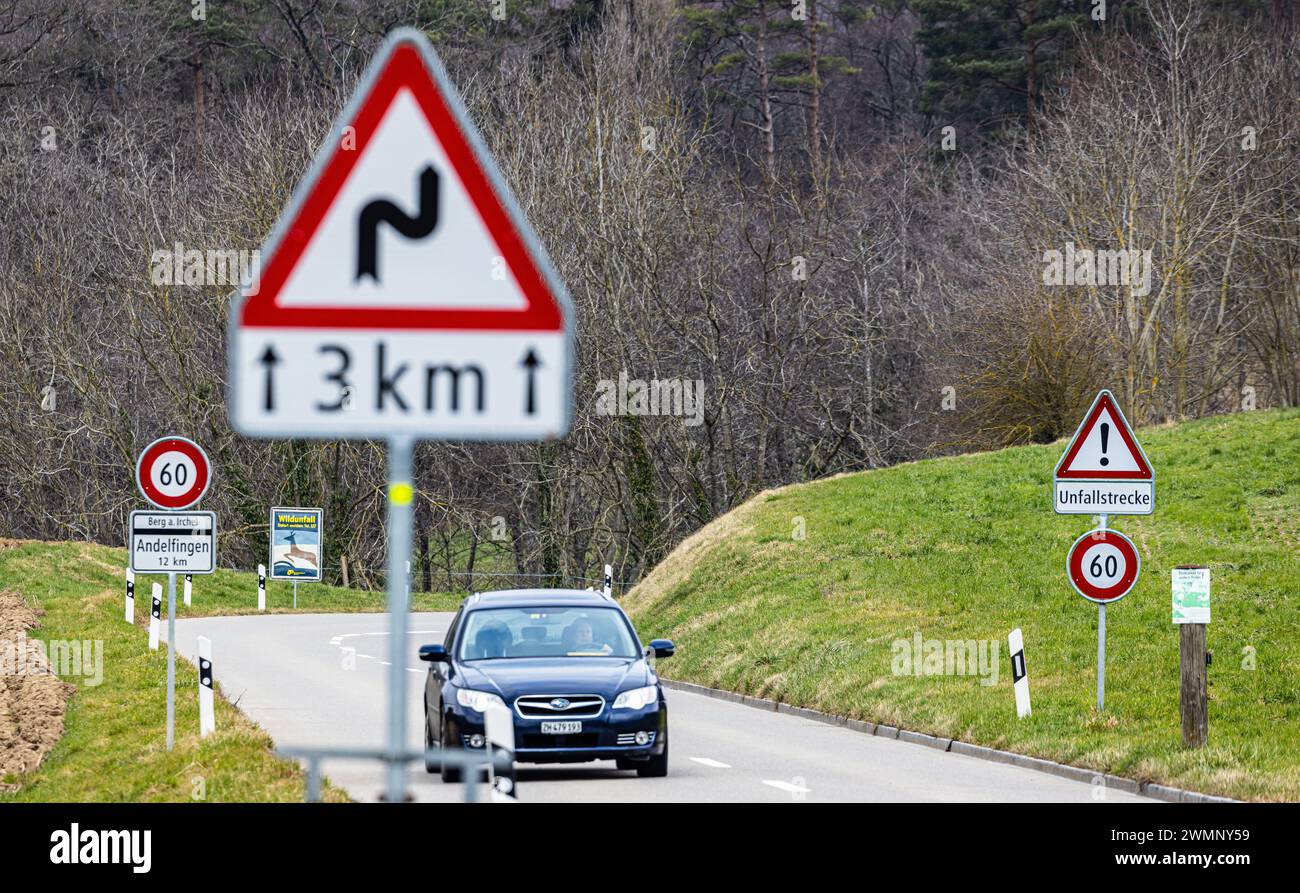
[340,554,350,588]
[1179,622,1208,747]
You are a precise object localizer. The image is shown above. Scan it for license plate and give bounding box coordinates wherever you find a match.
[540,721,582,734]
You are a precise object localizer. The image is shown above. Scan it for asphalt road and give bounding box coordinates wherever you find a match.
[167,612,1152,803]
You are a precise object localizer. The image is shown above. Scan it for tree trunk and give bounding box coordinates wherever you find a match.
[808,0,822,188]
[464,528,478,592]
[756,5,776,188]
[192,46,204,146]
[419,528,431,592]
[1023,1,1038,128]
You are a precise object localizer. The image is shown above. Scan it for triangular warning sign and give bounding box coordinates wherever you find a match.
[238,30,566,332]
[1055,390,1153,480]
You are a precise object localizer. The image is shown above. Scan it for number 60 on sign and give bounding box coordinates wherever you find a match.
[1066,528,1140,604]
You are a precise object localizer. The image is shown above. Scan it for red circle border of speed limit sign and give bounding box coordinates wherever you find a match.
[1066,528,1140,603]
[136,436,211,510]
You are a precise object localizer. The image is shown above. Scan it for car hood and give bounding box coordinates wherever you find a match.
[458,657,650,701]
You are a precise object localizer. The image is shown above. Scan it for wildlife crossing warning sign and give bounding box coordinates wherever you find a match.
[1053,390,1154,515]
[228,28,573,441]
[269,507,323,582]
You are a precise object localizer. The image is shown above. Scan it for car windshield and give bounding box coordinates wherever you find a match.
[458,606,639,660]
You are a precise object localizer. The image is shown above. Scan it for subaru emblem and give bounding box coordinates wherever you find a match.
[550,698,571,709]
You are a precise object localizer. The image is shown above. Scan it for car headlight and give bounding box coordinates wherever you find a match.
[612,685,659,710]
[456,689,505,712]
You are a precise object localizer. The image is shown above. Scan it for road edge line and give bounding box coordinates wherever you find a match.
[659,678,1239,804]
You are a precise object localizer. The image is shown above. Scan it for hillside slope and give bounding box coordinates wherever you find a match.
[626,408,1300,801]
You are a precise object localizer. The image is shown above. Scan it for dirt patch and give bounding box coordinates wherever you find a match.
[0,590,75,792]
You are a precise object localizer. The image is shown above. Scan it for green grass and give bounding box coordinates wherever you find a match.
[626,408,1300,801]
[0,541,461,801]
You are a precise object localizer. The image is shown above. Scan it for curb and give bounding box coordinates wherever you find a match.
[659,678,1239,804]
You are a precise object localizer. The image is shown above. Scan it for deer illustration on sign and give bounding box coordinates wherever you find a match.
[284,531,319,568]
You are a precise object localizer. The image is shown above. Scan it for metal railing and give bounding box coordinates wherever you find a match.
[277,746,515,803]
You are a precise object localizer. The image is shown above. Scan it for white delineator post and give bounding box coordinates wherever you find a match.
[197,635,215,738]
[184,573,192,607]
[1008,628,1031,718]
[603,564,612,597]
[257,564,266,612]
[125,569,135,624]
[148,582,162,650]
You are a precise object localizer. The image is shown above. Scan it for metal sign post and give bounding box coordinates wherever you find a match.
[1096,515,1106,712]
[166,571,177,749]
[1097,603,1106,711]
[385,436,413,803]
[1065,513,1139,711]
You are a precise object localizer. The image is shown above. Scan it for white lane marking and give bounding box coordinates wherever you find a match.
[329,630,441,660]
[690,757,732,769]
[330,629,443,674]
[762,779,811,794]
[329,629,440,645]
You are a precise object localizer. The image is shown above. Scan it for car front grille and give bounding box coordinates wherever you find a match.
[514,694,605,719]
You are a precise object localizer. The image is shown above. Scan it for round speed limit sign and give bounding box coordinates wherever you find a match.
[136,436,211,510]
[1066,528,1140,603]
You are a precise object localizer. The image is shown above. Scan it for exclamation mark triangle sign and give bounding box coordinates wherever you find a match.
[1055,390,1153,480]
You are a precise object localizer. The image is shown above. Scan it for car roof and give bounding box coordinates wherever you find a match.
[464,588,618,609]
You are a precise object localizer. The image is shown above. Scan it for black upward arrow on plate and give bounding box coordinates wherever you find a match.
[259,345,280,412]
[520,348,541,415]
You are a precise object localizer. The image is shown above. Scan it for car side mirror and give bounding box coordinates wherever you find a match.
[419,644,449,662]
[648,638,675,659]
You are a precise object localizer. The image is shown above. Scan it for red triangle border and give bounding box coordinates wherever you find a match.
[239,40,563,332]
[1054,391,1153,480]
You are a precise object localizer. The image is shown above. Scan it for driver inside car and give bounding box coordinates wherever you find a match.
[566,618,613,655]
[472,622,513,659]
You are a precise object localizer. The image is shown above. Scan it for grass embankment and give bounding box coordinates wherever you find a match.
[0,541,460,800]
[626,408,1300,801]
